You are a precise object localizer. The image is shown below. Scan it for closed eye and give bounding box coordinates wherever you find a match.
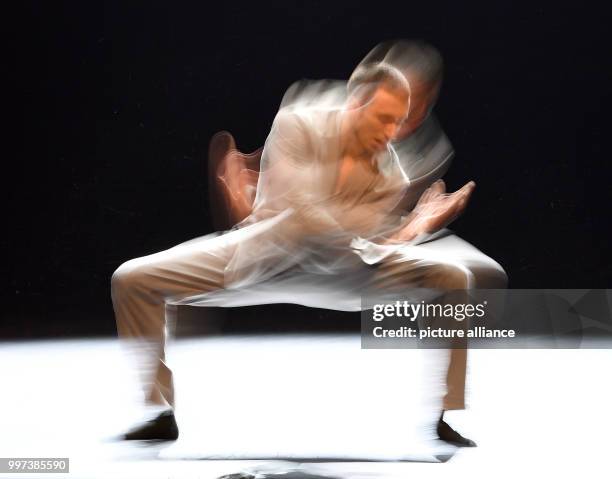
[379,114,403,127]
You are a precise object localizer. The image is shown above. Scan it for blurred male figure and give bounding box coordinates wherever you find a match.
[113,40,506,447]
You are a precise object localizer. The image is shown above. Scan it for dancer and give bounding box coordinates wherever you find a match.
[113,40,507,446]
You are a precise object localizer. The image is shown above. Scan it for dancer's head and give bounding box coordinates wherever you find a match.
[344,62,411,154]
[346,40,444,147]
[388,40,443,138]
[347,40,443,153]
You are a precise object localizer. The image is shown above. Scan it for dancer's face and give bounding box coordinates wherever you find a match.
[351,86,410,154]
[395,80,440,138]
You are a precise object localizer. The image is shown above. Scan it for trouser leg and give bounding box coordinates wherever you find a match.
[443,347,467,410]
[372,254,475,410]
[373,233,508,410]
[111,233,234,409]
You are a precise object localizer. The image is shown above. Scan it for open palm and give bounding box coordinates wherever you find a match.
[397,179,476,241]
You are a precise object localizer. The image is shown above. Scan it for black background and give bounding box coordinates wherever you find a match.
[6,1,611,338]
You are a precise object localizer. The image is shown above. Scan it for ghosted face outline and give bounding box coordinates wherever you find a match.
[395,80,440,138]
[351,85,410,154]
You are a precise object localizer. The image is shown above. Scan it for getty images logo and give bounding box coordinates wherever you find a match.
[372,300,488,322]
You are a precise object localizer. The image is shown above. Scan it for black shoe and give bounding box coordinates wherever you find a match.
[436,417,477,447]
[122,410,179,441]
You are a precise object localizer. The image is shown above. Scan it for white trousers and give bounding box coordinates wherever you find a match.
[111,224,507,411]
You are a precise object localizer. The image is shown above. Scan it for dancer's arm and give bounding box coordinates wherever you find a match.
[383,179,476,244]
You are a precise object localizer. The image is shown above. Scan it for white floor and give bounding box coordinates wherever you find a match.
[0,335,611,478]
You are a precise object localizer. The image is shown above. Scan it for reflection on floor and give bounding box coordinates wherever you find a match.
[0,335,610,478]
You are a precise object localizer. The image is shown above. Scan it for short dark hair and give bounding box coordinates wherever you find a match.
[346,62,410,103]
